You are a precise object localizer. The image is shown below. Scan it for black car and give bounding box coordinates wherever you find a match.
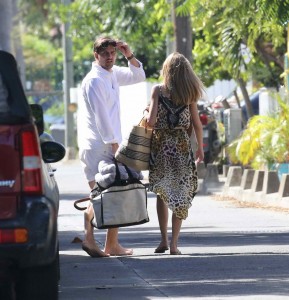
[0,51,65,299]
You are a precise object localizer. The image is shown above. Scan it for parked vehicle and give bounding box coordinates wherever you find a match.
[198,101,222,165]
[0,51,65,300]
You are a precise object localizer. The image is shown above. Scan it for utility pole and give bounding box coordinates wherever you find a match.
[12,0,26,86]
[172,1,193,63]
[166,0,193,62]
[166,0,174,56]
[0,0,12,52]
[62,0,75,159]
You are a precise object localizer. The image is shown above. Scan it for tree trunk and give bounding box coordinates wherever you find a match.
[0,0,12,52]
[237,77,254,119]
[172,1,192,63]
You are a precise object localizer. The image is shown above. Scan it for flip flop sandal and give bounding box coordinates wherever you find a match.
[170,249,182,255]
[154,246,169,253]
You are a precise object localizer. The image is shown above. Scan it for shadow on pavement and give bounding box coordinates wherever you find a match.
[121,253,289,298]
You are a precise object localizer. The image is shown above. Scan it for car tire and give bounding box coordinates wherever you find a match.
[15,254,59,300]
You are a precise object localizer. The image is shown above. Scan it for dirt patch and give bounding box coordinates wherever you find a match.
[212,194,289,214]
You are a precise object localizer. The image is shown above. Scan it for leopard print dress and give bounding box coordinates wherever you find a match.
[148,86,198,220]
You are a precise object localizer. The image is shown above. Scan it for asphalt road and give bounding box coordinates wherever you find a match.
[54,160,289,300]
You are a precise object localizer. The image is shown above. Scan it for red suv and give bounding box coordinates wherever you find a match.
[0,51,65,299]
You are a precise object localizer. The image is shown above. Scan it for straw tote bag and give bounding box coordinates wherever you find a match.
[115,117,153,171]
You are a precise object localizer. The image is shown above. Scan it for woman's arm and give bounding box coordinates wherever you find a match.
[190,102,204,163]
[144,85,159,128]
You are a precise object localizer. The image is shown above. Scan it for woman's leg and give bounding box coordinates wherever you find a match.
[170,213,182,254]
[155,195,169,251]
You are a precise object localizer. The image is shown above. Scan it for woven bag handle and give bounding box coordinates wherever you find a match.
[139,116,153,133]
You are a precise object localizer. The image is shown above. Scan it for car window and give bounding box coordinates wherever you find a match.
[0,51,31,124]
[0,73,9,113]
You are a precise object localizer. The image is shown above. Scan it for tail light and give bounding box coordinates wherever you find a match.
[21,129,43,194]
[199,113,208,125]
[0,228,28,244]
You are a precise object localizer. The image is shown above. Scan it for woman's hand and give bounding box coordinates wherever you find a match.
[195,146,204,164]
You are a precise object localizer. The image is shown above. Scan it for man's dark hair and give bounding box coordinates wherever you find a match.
[93,37,117,53]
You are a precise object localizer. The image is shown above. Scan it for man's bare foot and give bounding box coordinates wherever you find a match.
[105,243,133,256]
[82,241,110,258]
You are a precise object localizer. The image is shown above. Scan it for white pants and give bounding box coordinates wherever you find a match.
[79,144,114,182]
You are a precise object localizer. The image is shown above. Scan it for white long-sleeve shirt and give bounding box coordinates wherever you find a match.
[77,61,146,150]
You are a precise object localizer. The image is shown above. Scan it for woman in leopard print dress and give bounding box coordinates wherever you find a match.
[144,52,204,255]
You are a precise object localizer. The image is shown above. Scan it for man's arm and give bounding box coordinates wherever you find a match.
[116,41,140,68]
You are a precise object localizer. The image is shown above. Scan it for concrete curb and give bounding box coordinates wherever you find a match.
[221,166,289,209]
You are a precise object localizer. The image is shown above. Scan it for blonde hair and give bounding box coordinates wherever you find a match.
[161,52,204,106]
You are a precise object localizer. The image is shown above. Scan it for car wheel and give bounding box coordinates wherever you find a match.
[16,255,59,300]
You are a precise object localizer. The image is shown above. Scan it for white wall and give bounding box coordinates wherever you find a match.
[259,87,279,116]
[204,79,236,103]
[74,79,240,140]
[119,81,154,137]
[119,80,238,138]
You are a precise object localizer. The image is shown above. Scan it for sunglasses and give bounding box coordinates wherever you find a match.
[94,40,117,53]
[100,40,117,48]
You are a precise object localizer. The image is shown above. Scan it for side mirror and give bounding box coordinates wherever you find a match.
[30,104,44,136]
[41,141,66,163]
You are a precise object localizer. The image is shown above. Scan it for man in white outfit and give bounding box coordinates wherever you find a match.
[77,36,146,257]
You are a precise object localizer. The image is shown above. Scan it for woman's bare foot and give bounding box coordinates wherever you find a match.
[82,241,110,258]
[169,243,180,255]
[105,243,133,256]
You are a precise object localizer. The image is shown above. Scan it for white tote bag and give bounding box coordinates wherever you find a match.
[90,161,149,229]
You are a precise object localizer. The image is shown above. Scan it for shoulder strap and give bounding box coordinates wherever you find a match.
[160,97,187,114]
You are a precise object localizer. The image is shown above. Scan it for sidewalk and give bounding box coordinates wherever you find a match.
[55,159,289,300]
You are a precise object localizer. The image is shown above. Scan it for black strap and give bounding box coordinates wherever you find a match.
[159,97,187,129]
[160,97,187,115]
[90,159,140,198]
[158,86,187,128]
[159,85,187,114]
[113,158,136,183]
[77,160,142,205]
[74,197,90,210]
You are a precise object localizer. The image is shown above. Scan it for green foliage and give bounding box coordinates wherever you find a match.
[227,94,289,169]
[18,0,289,91]
[23,34,63,90]
[45,100,64,116]
[177,0,288,86]
[50,0,168,82]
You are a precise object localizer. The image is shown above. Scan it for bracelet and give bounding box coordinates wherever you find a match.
[126,53,135,60]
